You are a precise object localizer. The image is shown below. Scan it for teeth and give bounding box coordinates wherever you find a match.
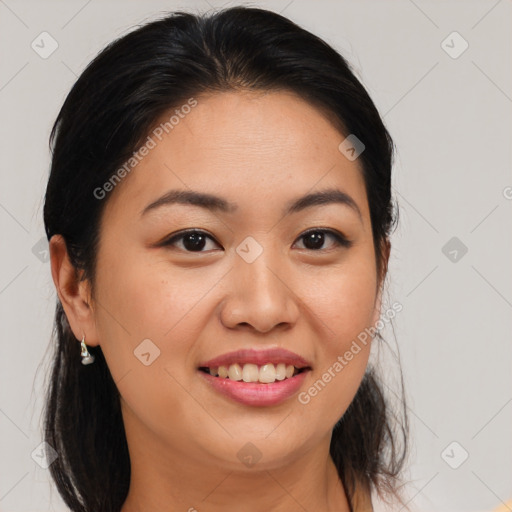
[275,363,287,381]
[242,363,259,383]
[259,363,276,383]
[207,363,300,383]
[227,363,243,381]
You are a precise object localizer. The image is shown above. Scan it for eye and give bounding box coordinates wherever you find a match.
[160,229,220,252]
[293,228,353,251]
[160,228,352,253]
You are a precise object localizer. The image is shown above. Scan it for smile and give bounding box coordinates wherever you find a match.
[198,364,311,407]
[198,362,309,384]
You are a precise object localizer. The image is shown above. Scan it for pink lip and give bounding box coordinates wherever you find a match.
[198,347,312,369]
[198,369,311,407]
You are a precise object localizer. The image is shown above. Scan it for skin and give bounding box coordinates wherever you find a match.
[50,90,389,512]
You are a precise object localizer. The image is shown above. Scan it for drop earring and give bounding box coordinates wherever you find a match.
[80,334,95,365]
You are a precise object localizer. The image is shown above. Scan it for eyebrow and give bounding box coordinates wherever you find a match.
[141,187,363,223]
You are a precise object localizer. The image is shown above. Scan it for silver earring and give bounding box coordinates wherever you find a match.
[80,334,95,365]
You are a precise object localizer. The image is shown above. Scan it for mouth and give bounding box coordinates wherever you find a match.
[197,363,312,407]
[197,348,313,405]
[198,363,311,384]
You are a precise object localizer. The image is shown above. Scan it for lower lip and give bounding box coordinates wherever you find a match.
[198,369,310,407]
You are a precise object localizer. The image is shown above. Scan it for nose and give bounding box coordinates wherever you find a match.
[219,250,300,334]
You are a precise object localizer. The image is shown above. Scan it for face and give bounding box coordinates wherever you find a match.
[69,90,384,473]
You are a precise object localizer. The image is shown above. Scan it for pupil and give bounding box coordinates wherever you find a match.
[184,233,206,251]
[304,232,324,250]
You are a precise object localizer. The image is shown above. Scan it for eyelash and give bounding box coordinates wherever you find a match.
[160,228,353,253]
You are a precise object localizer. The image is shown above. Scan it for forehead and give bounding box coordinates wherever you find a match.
[103,90,369,223]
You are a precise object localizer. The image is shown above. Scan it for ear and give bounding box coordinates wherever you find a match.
[49,234,100,346]
[370,238,391,328]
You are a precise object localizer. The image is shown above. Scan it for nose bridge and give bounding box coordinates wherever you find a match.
[220,236,299,331]
[237,236,287,299]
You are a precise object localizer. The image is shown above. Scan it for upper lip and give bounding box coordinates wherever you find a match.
[198,348,312,369]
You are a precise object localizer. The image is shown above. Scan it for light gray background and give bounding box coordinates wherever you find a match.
[0,1,511,511]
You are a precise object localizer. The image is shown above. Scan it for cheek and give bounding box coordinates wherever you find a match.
[296,255,377,422]
[95,247,204,333]
[305,253,378,349]
[92,250,225,374]
[91,253,213,435]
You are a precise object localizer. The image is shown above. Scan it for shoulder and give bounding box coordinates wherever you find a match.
[493,500,512,512]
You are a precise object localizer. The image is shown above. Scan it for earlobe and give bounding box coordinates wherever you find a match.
[49,234,99,346]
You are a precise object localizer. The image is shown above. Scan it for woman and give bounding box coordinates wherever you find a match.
[43,6,408,511]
